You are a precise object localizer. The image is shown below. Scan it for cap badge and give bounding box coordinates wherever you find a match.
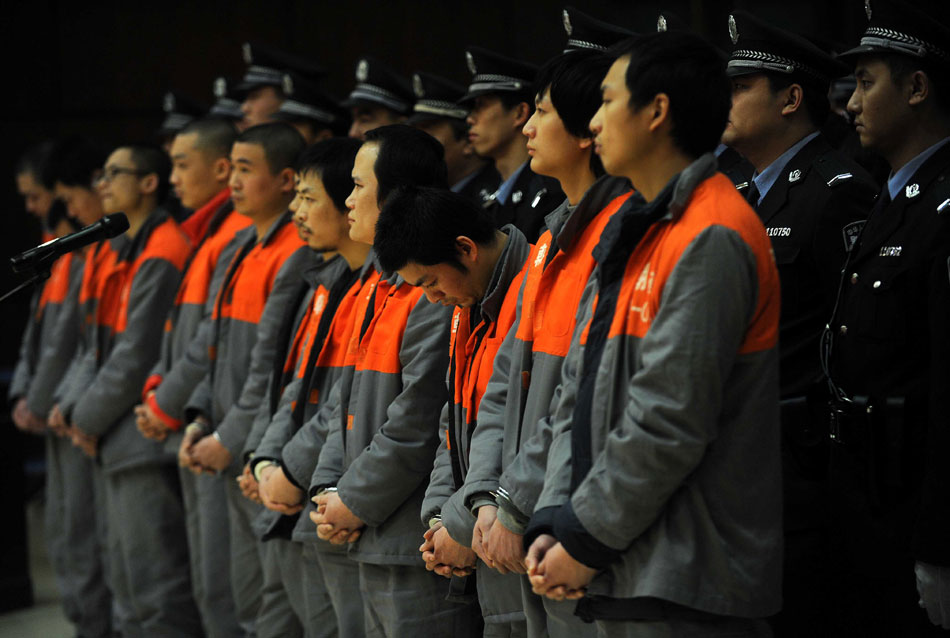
[788,169,802,183]
[865,0,872,20]
[242,43,253,64]
[412,74,425,98]
[906,183,920,198]
[282,74,294,96]
[163,93,175,113]
[512,190,523,204]
[562,9,572,36]
[214,77,226,98]
[466,51,477,75]
[728,15,739,45]
[657,15,668,32]
[356,59,369,82]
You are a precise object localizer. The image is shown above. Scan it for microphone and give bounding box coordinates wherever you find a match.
[10,213,130,274]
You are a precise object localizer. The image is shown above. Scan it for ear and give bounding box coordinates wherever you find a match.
[278,167,296,193]
[578,136,594,151]
[908,70,931,106]
[212,157,231,183]
[513,102,531,129]
[781,84,804,116]
[455,236,479,265]
[647,93,672,133]
[139,173,159,196]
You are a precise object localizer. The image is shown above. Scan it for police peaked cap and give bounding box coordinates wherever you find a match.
[237,42,326,93]
[159,91,206,136]
[727,11,850,87]
[460,46,537,104]
[839,0,950,64]
[561,6,635,53]
[342,56,414,116]
[209,76,243,120]
[274,71,347,126]
[407,72,469,124]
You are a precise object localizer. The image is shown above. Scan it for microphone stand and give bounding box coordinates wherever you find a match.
[1,254,56,304]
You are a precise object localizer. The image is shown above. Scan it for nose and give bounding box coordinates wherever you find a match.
[589,105,603,135]
[846,88,860,116]
[348,121,362,140]
[241,99,253,116]
[424,289,444,304]
[523,113,536,138]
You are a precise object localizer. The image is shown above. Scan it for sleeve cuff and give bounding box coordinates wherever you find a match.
[142,374,163,400]
[524,505,558,550]
[552,500,621,570]
[147,392,183,431]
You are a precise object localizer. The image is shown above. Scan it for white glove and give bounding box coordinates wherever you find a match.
[915,560,950,629]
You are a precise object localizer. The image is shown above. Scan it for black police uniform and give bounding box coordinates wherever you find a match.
[822,0,950,634]
[727,11,880,636]
[273,71,349,138]
[342,56,414,118]
[717,145,755,191]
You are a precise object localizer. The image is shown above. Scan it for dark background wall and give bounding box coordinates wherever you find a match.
[1,0,869,358]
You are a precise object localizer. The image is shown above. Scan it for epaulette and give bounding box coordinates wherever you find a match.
[932,173,950,215]
[813,152,854,188]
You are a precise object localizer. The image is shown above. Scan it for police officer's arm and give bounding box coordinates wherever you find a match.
[26,257,84,417]
[912,235,950,566]
[213,248,309,466]
[72,257,182,437]
[334,297,451,528]
[551,226,765,567]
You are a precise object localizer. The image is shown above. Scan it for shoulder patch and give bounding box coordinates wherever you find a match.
[814,152,857,188]
[842,220,865,252]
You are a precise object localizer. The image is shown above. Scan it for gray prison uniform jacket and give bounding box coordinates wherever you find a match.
[529,156,784,619]
[420,226,532,626]
[460,176,633,531]
[310,260,454,565]
[70,209,190,471]
[184,213,308,472]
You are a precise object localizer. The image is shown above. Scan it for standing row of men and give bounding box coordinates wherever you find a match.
[9,1,950,636]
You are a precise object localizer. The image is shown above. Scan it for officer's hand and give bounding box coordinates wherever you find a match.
[916,561,950,628]
[471,505,496,568]
[48,404,69,437]
[259,466,303,514]
[190,435,232,473]
[531,540,594,601]
[483,516,526,575]
[310,491,364,545]
[238,464,262,503]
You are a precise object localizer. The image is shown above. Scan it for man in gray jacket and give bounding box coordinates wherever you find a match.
[524,31,783,637]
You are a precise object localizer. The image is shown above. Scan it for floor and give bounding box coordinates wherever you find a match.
[0,496,74,638]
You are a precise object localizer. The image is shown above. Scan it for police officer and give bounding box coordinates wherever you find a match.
[408,71,500,207]
[722,12,879,636]
[158,91,206,152]
[209,76,246,129]
[460,46,562,243]
[237,42,325,130]
[824,0,950,633]
[273,71,350,143]
[342,56,414,140]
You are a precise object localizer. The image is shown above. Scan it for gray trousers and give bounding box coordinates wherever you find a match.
[44,435,112,638]
[226,478,301,638]
[477,560,528,637]
[358,561,483,638]
[179,467,242,638]
[596,617,772,638]
[260,538,306,638]
[521,577,598,638]
[309,544,364,638]
[103,463,202,637]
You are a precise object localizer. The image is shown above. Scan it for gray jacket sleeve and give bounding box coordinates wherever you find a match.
[214,253,306,464]
[569,226,760,551]
[421,403,455,525]
[72,258,182,437]
[152,242,235,420]
[335,298,451,527]
[8,289,40,400]
[246,377,301,462]
[26,258,84,417]
[59,344,97,420]
[309,382,345,491]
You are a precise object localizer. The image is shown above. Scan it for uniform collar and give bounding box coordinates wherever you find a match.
[752,131,820,205]
[258,209,294,246]
[887,136,950,201]
[477,225,530,324]
[493,161,529,205]
[548,175,632,252]
[451,168,480,194]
